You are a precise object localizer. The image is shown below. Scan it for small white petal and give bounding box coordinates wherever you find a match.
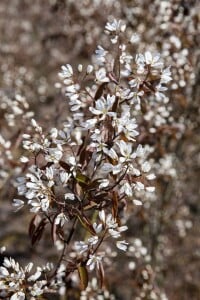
[116,240,129,251]
[11,292,25,300]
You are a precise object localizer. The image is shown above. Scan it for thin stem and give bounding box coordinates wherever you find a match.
[50,217,78,278]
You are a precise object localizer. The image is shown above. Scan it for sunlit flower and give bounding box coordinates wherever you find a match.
[55,213,68,227]
[95,68,109,83]
[89,95,116,120]
[95,45,108,65]
[12,199,24,211]
[87,254,102,271]
[59,64,73,79]
[144,52,163,69]
[116,240,129,251]
[105,19,126,33]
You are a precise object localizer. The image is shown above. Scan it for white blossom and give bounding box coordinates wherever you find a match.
[64,193,75,201]
[10,291,25,300]
[45,147,63,163]
[89,95,116,120]
[116,240,129,251]
[55,213,68,227]
[95,68,109,83]
[161,67,172,83]
[12,199,24,211]
[59,64,73,79]
[95,45,108,64]
[87,254,102,271]
[86,64,94,74]
[105,19,126,33]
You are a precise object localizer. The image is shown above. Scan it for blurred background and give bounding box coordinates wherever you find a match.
[0,1,199,299]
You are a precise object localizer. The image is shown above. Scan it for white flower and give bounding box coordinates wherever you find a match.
[130,33,140,44]
[3,257,17,269]
[95,68,109,83]
[99,211,127,239]
[144,52,163,69]
[120,182,133,197]
[28,197,49,213]
[30,280,47,296]
[135,144,145,157]
[109,229,121,238]
[0,266,9,276]
[93,222,103,234]
[40,197,50,211]
[45,167,54,187]
[78,64,83,72]
[135,51,163,73]
[74,241,88,254]
[60,171,70,184]
[89,95,116,120]
[99,211,118,229]
[55,213,68,227]
[90,129,107,152]
[135,54,145,74]
[155,84,168,101]
[12,199,24,211]
[103,147,118,160]
[59,64,73,78]
[105,19,126,33]
[55,240,64,251]
[50,127,58,139]
[141,162,151,173]
[161,67,172,83]
[111,35,118,44]
[116,240,129,251]
[82,118,97,129]
[69,97,82,111]
[115,113,139,141]
[117,225,128,233]
[117,140,136,162]
[99,210,106,224]
[146,173,156,180]
[74,236,98,255]
[88,236,99,246]
[45,147,63,163]
[86,65,94,74]
[28,267,42,282]
[101,163,122,174]
[20,156,29,163]
[67,156,76,166]
[95,45,108,64]
[86,254,102,271]
[10,291,25,300]
[98,179,109,189]
[23,139,42,152]
[64,193,75,200]
[134,182,145,191]
[31,119,42,133]
[24,262,33,273]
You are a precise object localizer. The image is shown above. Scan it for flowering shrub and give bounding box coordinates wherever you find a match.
[0,18,173,299]
[0,1,199,299]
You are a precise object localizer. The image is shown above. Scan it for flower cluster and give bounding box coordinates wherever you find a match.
[0,253,54,300]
